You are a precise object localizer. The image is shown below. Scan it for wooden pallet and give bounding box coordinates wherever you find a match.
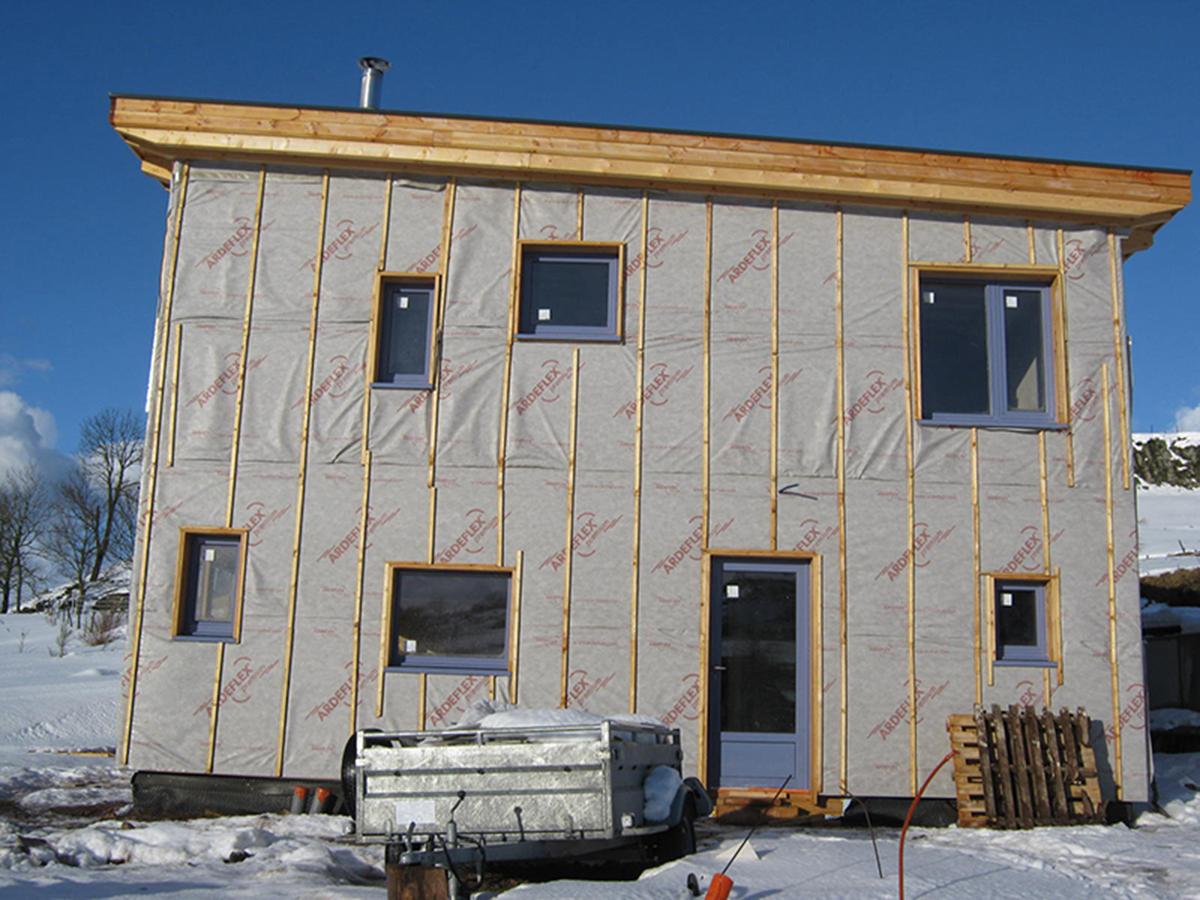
[947,705,1104,829]
[712,789,843,823]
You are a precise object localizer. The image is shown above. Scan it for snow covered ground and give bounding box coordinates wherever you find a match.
[6,588,1200,895]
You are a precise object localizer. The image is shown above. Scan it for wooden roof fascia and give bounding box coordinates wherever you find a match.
[111,97,1190,243]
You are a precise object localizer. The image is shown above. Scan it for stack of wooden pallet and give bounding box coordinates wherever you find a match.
[947,705,1104,829]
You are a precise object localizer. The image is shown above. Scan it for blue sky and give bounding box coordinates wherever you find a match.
[1,0,1196,476]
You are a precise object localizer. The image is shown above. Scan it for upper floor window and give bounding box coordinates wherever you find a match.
[918,280,1057,427]
[516,242,623,341]
[374,276,437,389]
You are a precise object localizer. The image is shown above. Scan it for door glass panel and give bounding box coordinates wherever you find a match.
[718,568,796,734]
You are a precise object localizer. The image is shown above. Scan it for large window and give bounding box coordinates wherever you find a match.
[373,276,436,388]
[386,566,511,674]
[919,280,1057,427]
[174,529,245,641]
[517,242,623,341]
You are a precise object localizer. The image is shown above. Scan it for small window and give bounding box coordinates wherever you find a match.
[386,567,511,674]
[517,243,623,341]
[994,580,1049,664]
[174,530,245,641]
[374,277,436,388]
[919,281,1056,426]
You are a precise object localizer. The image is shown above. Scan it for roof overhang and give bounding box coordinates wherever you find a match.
[110,95,1190,258]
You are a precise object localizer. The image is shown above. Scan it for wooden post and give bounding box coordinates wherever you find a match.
[1107,230,1131,491]
[1057,229,1075,487]
[1026,221,1036,266]
[1102,364,1122,797]
[509,550,524,704]
[166,322,182,467]
[121,161,190,766]
[963,215,972,263]
[903,212,917,795]
[275,170,331,776]
[629,192,649,713]
[836,208,848,792]
[497,185,522,566]
[560,348,581,707]
[697,198,713,781]
[975,429,987,693]
[770,201,779,550]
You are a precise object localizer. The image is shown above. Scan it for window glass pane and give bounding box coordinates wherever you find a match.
[380,286,431,379]
[718,569,796,734]
[392,571,508,663]
[191,538,238,627]
[920,283,990,416]
[996,587,1039,652]
[522,253,614,332]
[1003,289,1046,413]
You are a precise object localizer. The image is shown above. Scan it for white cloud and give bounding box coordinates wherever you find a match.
[1176,403,1200,433]
[0,391,70,482]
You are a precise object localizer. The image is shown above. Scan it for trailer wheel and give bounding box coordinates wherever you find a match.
[340,728,381,819]
[649,794,697,863]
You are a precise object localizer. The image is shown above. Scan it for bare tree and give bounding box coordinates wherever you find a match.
[0,465,48,613]
[77,408,143,580]
[43,467,102,627]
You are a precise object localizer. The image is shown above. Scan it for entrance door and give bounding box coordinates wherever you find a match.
[708,558,810,790]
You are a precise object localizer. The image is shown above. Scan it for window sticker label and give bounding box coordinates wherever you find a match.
[204,548,215,562]
[726,584,739,598]
[399,295,409,309]
[538,308,552,321]
[923,290,936,304]
[1005,295,1019,308]
[1001,592,1014,607]
[404,639,418,652]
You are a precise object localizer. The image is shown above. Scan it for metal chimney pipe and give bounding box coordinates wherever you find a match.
[358,57,391,109]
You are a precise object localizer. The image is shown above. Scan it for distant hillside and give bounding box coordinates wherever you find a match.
[1133,433,1200,488]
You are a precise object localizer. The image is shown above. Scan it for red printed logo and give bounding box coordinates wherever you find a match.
[1070,377,1100,424]
[565,669,615,710]
[614,362,694,419]
[793,518,839,554]
[1106,684,1146,740]
[841,370,903,425]
[301,219,378,271]
[194,656,280,716]
[316,506,402,566]
[539,512,623,571]
[293,355,365,408]
[241,501,291,547]
[406,224,478,274]
[866,679,949,741]
[186,353,267,408]
[138,500,183,538]
[717,229,795,284]
[652,515,733,575]
[722,366,802,423]
[661,673,701,725]
[436,508,502,564]
[538,224,580,241]
[513,359,577,416]
[428,674,490,727]
[1096,538,1138,588]
[197,217,276,269]
[625,228,688,277]
[959,235,1005,264]
[402,357,478,415]
[1015,679,1057,710]
[1062,237,1105,281]
[999,526,1045,574]
[304,662,379,722]
[121,653,167,700]
[875,522,956,581]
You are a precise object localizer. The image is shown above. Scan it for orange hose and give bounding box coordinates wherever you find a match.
[898,750,956,900]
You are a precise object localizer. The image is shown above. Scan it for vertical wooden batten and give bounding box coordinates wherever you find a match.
[903,212,917,795]
[697,198,713,782]
[836,208,848,792]
[629,192,649,714]
[1102,364,1123,796]
[770,201,780,550]
[349,177,394,733]
[274,170,330,776]
[120,162,190,766]
[560,348,582,707]
[1057,229,1076,487]
[509,550,524,703]
[497,185,522,567]
[974,428,985,696]
[1107,230,1131,491]
[166,323,182,467]
[210,165,267,774]
[426,179,458,568]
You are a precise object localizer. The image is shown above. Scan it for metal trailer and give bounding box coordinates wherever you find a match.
[345,720,712,897]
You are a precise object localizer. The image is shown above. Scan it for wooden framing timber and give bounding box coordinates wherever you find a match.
[110,97,1189,256]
